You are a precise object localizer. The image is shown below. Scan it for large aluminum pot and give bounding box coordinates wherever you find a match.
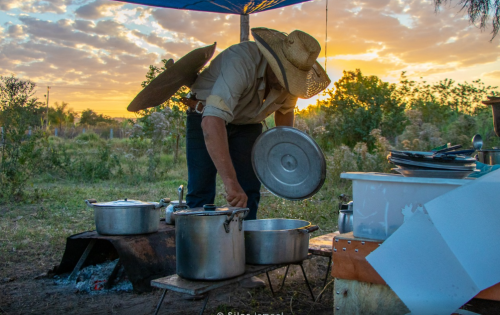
[175,206,249,280]
[243,219,319,265]
[477,149,500,165]
[85,198,169,235]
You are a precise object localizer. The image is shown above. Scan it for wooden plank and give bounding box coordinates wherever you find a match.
[151,263,289,295]
[151,255,313,296]
[308,232,339,256]
[332,235,385,284]
[334,231,382,243]
[333,234,500,301]
[476,283,500,302]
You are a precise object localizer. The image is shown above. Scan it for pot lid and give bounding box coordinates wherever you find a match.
[175,206,248,216]
[251,126,326,200]
[86,198,158,208]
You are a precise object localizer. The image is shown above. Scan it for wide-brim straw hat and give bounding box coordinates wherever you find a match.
[127,43,217,112]
[251,28,330,99]
[482,96,500,105]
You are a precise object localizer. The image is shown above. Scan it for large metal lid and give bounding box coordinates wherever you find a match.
[175,206,248,216]
[251,126,326,200]
[85,198,159,208]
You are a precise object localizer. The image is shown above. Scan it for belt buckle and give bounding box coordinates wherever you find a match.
[194,101,204,114]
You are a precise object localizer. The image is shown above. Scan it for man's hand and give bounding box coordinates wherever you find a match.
[201,116,248,208]
[225,180,248,207]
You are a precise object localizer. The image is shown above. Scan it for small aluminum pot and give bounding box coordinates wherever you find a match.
[338,201,353,234]
[175,206,248,280]
[477,149,500,165]
[85,198,170,235]
[243,219,319,265]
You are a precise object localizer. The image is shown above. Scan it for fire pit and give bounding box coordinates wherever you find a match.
[55,221,176,292]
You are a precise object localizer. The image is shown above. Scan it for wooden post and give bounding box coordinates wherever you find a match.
[240,14,249,42]
[110,128,113,139]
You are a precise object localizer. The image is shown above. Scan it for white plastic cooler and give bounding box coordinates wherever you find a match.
[340,172,472,240]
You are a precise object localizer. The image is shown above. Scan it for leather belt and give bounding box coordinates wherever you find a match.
[181,97,205,113]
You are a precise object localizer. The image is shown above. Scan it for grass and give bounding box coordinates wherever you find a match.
[0,141,352,280]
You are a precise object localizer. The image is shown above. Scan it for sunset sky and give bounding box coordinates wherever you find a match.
[1,0,499,118]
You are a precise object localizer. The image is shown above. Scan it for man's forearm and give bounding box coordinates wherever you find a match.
[201,116,237,186]
[201,116,248,207]
[275,111,294,126]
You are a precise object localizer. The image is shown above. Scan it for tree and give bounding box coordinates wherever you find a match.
[48,101,77,130]
[434,0,500,39]
[79,109,115,126]
[320,69,407,148]
[0,76,45,201]
[134,58,188,163]
[393,72,499,125]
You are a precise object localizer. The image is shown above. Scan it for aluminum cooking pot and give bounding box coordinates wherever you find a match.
[243,219,319,265]
[477,149,500,165]
[175,205,248,280]
[165,185,188,225]
[338,201,353,234]
[85,198,170,235]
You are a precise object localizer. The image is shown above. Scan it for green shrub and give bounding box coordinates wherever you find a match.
[74,131,101,142]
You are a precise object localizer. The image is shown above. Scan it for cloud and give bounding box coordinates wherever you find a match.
[1,0,499,117]
[75,0,124,19]
[6,24,25,38]
[485,71,500,79]
[0,0,69,14]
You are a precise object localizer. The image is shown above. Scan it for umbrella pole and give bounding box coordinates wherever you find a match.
[240,14,249,42]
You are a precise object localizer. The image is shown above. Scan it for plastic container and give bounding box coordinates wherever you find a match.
[340,172,473,240]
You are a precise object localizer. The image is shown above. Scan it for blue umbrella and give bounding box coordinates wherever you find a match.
[112,0,313,41]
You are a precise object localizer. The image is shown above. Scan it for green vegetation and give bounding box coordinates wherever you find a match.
[79,109,116,126]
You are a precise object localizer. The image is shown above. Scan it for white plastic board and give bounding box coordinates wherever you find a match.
[367,169,500,315]
[425,169,500,290]
[366,210,480,315]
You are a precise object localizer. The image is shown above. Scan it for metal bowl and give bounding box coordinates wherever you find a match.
[243,219,319,264]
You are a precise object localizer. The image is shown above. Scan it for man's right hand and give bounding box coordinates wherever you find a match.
[225,181,248,208]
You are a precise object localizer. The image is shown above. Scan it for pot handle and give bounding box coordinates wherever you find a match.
[156,198,171,208]
[85,199,97,207]
[299,225,319,234]
[223,209,249,233]
[223,211,237,233]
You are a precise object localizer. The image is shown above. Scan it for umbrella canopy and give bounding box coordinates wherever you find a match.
[111,0,311,14]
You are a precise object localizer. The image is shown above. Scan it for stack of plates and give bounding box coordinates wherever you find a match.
[388,150,477,179]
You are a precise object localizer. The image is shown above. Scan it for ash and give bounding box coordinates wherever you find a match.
[54,259,133,294]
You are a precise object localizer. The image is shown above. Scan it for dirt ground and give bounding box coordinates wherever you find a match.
[0,256,336,315]
[2,250,500,315]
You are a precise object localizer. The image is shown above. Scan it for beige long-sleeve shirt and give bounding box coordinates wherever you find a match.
[190,41,297,125]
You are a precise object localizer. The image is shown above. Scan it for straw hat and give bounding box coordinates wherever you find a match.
[251,28,330,99]
[127,43,216,112]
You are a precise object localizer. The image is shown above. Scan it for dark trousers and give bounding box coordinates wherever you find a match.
[185,112,262,220]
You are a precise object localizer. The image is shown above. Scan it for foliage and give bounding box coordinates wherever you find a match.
[397,110,444,151]
[132,58,189,173]
[0,75,45,201]
[75,131,103,143]
[79,109,116,126]
[434,0,500,39]
[393,72,498,124]
[319,69,408,149]
[48,101,77,130]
